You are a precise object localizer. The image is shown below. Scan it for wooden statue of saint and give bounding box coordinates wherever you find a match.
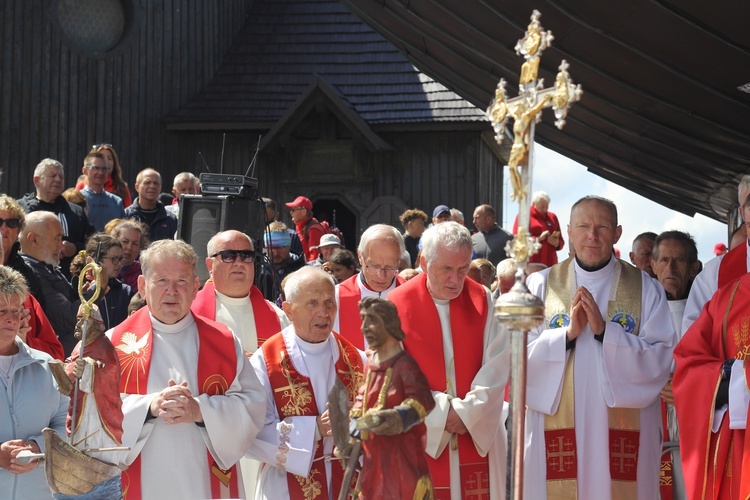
[349,297,436,499]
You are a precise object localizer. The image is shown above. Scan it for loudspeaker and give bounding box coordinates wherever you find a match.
[177,195,266,282]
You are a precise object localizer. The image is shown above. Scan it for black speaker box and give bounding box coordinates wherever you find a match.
[177,195,266,282]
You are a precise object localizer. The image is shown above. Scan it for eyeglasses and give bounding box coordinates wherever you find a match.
[86,166,109,173]
[289,207,305,212]
[211,249,256,264]
[364,264,400,276]
[0,218,21,229]
[92,143,113,149]
[102,255,123,265]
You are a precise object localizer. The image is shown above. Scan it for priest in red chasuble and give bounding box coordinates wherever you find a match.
[334,224,405,350]
[350,297,435,499]
[247,267,366,499]
[389,221,510,499]
[110,239,267,499]
[525,196,674,499]
[674,271,750,499]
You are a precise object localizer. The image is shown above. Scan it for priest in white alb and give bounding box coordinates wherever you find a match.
[389,221,510,499]
[109,239,267,499]
[247,267,365,499]
[524,196,674,499]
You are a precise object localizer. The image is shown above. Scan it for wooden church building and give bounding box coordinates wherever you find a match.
[1,0,509,246]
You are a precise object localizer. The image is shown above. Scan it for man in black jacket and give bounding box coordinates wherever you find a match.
[124,168,177,242]
[18,158,93,277]
[19,211,79,356]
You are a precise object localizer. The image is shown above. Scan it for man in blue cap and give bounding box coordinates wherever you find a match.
[258,221,306,302]
[432,204,452,225]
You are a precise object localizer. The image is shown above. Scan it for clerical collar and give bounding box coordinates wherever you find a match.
[359,271,394,295]
[295,333,331,352]
[215,289,251,305]
[150,311,195,333]
[575,255,612,273]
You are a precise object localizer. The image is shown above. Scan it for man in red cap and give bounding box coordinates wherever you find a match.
[285,195,324,261]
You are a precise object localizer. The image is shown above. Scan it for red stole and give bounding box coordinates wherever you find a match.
[192,280,281,349]
[111,308,240,499]
[718,242,747,289]
[337,274,404,349]
[262,331,364,499]
[674,273,750,500]
[391,273,490,499]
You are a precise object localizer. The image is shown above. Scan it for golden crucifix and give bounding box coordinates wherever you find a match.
[486,10,583,204]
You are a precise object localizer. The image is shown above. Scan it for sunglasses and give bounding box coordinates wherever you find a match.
[211,249,256,264]
[92,143,113,149]
[0,218,21,229]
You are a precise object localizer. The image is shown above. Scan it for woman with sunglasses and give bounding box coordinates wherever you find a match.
[71,234,131,331]
[76,144,133,207]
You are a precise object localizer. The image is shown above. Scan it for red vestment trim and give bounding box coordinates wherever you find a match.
[337,274,404,349]
[262,332,364,499]
[111,308,240,499]
[544,429,578,480]
[24,293,64,360]
[674,275,750,499]
[391,273,490,496]
[659,401,673,500]
[718,242,747,289]
[192,280,281,349]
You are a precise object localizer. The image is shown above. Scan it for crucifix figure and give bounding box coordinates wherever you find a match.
[486,10,582,204]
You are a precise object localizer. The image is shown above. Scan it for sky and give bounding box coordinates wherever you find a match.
[499,143,729,265]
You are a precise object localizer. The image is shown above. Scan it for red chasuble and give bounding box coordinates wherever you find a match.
[262,331,364,500]
[674,273,750,500]
[718,242,748,289]
[337,274,405,349]
[191,280,282,350]
[111,308,240,500]
[389,272,490,499]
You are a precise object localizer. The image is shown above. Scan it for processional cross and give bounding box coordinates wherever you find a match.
[487,11,582,500]
[486,10,582,263]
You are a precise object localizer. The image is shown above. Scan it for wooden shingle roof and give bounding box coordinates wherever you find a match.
[164,0,485,128]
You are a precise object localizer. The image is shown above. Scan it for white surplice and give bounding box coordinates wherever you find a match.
[214,290,289,499]
[525,258,674,500]
[111,313,267,500]
[247,326,366,499]
[215,290,289,352]
[423,289,509,500]
[666,298,687,500]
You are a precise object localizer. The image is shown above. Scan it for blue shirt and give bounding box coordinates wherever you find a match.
[81,186,125,231]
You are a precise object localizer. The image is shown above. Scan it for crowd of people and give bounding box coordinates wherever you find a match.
[1,147,749,500]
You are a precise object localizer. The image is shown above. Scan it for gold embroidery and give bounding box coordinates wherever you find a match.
[274,352,313,417]
[294,467,323,499]
[732,316,750,360]
[336,338,364,402]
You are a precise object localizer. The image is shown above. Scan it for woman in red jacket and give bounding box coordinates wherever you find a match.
[512,191,564,267]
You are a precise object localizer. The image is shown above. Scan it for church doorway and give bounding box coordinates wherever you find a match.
[312,198,357,251]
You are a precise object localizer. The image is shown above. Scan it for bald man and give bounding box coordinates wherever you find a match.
[124,168,177,241]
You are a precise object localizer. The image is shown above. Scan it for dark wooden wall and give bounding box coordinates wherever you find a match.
[168,127,505,245]
[0,0,251,199]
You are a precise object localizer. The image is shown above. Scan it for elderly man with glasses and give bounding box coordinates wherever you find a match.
[333,224,406,349]
[79,152,125,232]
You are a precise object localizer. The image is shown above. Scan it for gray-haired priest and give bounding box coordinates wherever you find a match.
[247,267,366,498]
[110,240,266,499]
